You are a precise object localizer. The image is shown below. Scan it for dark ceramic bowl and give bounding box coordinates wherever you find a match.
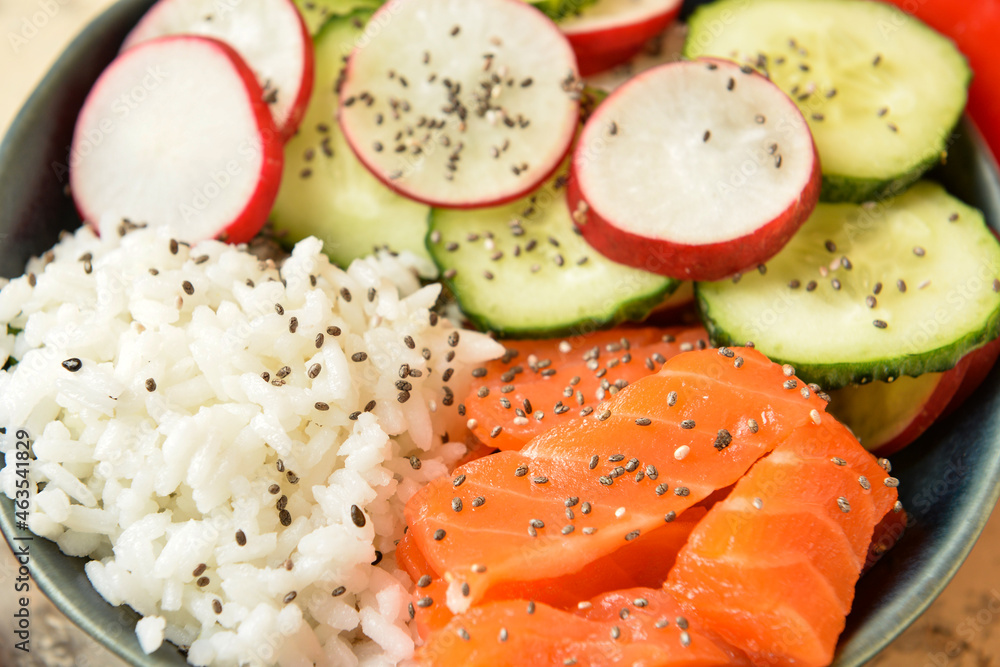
[2,1,1000,665]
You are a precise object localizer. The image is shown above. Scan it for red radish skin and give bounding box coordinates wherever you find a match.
[562,0,682,76]
[867,367,967,458]
[122,0,314,139]
[70,36,284,244]
[941,336,1000,420]
[337,0,580,209]
[569,58,822,281]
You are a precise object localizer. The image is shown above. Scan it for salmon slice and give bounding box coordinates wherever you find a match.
[464,326,709,451]
[405,347,830,610]
[399,508,707,639]
[666,419,899,667]
[415,589,749,666]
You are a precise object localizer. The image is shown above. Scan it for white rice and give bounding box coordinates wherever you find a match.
[0,224,503,666]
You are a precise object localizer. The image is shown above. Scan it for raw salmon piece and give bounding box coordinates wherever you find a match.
[464,326,709,451]
[666,419,899,667]
[399,508,708,640]
[405,348,829,609]
[415,592,747,666]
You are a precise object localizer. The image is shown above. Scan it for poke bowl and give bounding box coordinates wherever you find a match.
[1,0,1000,665]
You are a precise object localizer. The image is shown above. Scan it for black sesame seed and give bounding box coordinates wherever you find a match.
[62,358,83,372]
[433,529,446,541]
[236,530,247,546]
[350,504,367,527]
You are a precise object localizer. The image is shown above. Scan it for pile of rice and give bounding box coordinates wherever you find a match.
[0,224,502,666]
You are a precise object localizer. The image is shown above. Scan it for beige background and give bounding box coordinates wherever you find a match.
[1,0,999,665]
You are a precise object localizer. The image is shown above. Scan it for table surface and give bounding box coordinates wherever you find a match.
[1,1,999,665]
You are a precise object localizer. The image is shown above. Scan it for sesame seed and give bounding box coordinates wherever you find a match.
[352,352,368,362]
[332,586,346,597]
[884,477,900,488]
[714,429,733,451]
[748,418,759,433]
[667,391,678,407]
[351,504,366,527]
[635,417,652,426]
[515,464,528,477]
[810,409,822,424]
[214,599,224,613]
[197,576,210,587]
[433,529,446,541]
[193,564,207,577]
[837,497,851,513]
[417,597,433,608]
[680,419,695,429]
[674,487,690,497]
[315,402,330,411]
[873,319,888,329]
[328,326,342,336]
[664,511,676,522]
[452,498,463,512]
[61,358,82,372]
[655,483,668,496]
[859,476,871,490]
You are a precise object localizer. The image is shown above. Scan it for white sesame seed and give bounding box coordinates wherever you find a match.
[810,409,822,425]
[673,445,690,461]
[466,418,478,429]
[615,507,626,518]
[577,601,592,610]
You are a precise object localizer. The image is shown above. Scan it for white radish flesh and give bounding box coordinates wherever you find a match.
[570,58,821,280]
[122,0,313,138]
[70,36,284,243]
[338,0,581,209]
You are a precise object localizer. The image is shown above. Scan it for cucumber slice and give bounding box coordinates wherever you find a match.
[428,168,678,337]
[683,0,970,203]
[696,181,1000,388]
[270,13,433,271]
[533,0,599,21]
[293,0,380,35]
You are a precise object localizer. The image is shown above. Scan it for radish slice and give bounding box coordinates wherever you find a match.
[586,21,686,92]
[569,58,821,280]
[827,366,966,458]
[338,0,581,209]
[70,36,284,244]
[559,0,682,76]
[122,0,313,138]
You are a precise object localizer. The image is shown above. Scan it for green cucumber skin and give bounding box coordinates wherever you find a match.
[428,230,677,340]
[294,0,381,34]
[683,0,971,204]
[819,149,942,204]
[695,283,1000,391]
